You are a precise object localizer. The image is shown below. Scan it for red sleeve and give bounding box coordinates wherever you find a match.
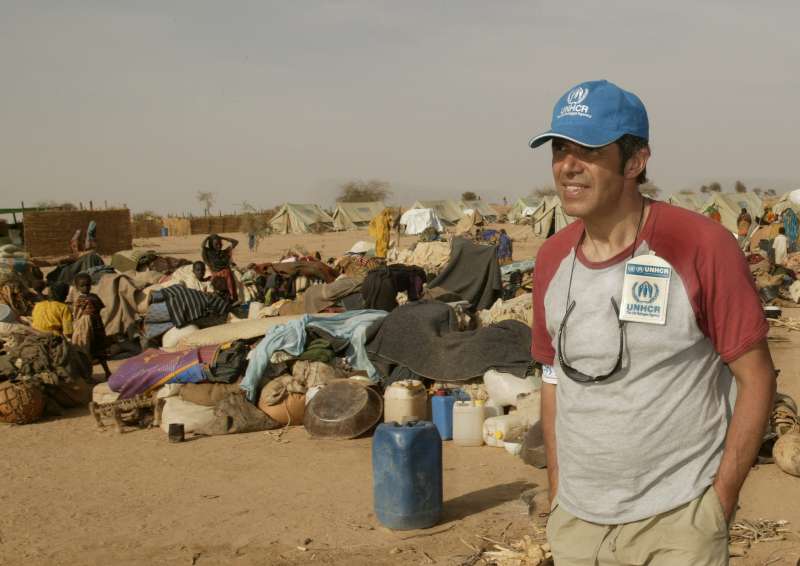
[532,257,555,365]
[697,229,768,363]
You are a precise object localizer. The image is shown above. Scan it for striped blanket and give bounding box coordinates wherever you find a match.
[160,285,228,328]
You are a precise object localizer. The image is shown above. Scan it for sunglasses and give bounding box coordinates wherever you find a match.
[557,297,626,383]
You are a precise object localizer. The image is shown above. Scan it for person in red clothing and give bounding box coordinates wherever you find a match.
[528,80,776,565]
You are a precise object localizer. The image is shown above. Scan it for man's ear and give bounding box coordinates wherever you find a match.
[624,146,651,180]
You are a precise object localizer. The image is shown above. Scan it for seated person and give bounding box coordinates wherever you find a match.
[31,282,73,336]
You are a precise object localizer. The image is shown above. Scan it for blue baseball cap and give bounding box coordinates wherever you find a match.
[528,80,648,149]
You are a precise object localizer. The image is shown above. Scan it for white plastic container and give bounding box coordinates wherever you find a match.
[483,398,504,418]
[383,379,427,424]
[248,301,264,319]
[453,401,485,446]
[483,414,526,447]
[483,370,537,407]
[510,390,542,426]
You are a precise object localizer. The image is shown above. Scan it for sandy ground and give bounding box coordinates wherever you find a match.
[1,226,799,565]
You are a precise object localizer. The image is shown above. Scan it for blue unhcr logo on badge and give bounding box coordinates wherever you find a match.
[626,264,670,277]
[632,281,659,304]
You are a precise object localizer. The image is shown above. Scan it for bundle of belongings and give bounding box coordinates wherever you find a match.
[425,237,502,311]
[100,339,281,435]
[0,331,93,424]
[110,250,190,274]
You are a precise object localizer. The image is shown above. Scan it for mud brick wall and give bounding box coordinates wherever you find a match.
[132,218,164,238]
[24,209,132,257]
[162,217,191,237]
[189,215,242,235]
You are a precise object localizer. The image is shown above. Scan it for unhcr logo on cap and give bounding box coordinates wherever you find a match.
[566,87,589,105]
[559,86,592,119]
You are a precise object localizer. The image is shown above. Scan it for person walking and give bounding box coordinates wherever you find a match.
[529,80,775,565]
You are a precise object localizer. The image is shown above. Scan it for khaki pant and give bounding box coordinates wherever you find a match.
[547,487,728,566]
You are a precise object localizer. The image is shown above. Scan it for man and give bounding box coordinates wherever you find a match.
[737,207,753,248]
[773,226,788,266]
[529,80,775,564]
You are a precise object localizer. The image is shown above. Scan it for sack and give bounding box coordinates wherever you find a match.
[291,360,344,388]
[258,391,305,425]
[159,396,217,434]
[180,382,242,407]
[0,381,45,424]
[162,325,200,349]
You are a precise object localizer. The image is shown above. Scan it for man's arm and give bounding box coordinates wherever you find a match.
[541,381,559,507]
[714,339,776,521]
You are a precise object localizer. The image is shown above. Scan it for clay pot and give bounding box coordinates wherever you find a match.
[773,430,800,477]
[0,381,45,424]
[258,392,305,426]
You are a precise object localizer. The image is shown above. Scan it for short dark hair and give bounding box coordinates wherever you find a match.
[50,282,70,302]
[779,227,786,235]
[73,272,91,286]
[616,134,649,185]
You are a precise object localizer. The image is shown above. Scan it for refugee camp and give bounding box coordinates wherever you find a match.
[3,3,800,566]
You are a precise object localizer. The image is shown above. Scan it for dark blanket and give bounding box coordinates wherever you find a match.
[46,253,105,285]
[160,285,229,328]
[362,265,426,311]
[365,301,532,381]
[427,237,501,311]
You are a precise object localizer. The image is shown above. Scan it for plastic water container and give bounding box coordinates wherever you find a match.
[483,414,526,447]
[483,398,504,418]
[453,401,485,446]
[483,370,537,407]
[384,380,427,424]
[431,390,456,440]
[372,421,442,530]
[160,227,169,237]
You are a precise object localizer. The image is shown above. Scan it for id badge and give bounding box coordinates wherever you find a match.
[619,252,671,325]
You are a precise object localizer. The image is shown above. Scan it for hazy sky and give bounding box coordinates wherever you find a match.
[2,2,799,215]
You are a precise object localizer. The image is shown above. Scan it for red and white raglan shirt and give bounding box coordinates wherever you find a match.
[532,201,769,524]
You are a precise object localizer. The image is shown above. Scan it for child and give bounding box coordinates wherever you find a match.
[72,273,111,378]
[31,282,73,337]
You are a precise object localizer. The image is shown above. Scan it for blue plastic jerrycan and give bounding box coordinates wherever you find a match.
[372,421,443,530]
[431,390,456,440]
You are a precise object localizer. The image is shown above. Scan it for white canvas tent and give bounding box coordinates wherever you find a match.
[461,200,497,222]
[400,208,444,235]
[508,197,539,223]
[772,190,800,215]
[532,196,575,237]
[411,200,464,224]
[268,203,334,235]
[331,201,386,231]
[699,192,763,234]
[666,193,704,212]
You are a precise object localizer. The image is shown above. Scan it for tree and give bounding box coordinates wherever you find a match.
[734,180,747,193]
[531,185,557,198]
[753,187,763,197]
[461,191,478,201]
[679,189,696,195]
[196,191,215,216]
[709,182,722,192]
[638,181,661,199]
[337,179,392,203]
[700,185,710,194]
[765,188,777,197]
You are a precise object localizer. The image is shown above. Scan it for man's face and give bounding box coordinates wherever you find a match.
[193,263,206,280]
[551,138,625,220]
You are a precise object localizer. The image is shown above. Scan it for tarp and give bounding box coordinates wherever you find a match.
[532,196,576,237]
[772,189,800,215]
[331,202,386,231]
[399,208,444,235]
[700,192,763,233]
[411,200,464,224]
[108,346,217,399]
[509,197,539,223]
[268,203,334,235]
[666,193,704,212]
[461,200,497,221]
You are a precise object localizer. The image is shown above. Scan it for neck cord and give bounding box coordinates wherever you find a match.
[564,198,647,314]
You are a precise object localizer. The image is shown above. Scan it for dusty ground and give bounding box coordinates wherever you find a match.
[1,226,799,565]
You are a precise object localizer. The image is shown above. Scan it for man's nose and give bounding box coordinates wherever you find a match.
[560,151,584,175]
